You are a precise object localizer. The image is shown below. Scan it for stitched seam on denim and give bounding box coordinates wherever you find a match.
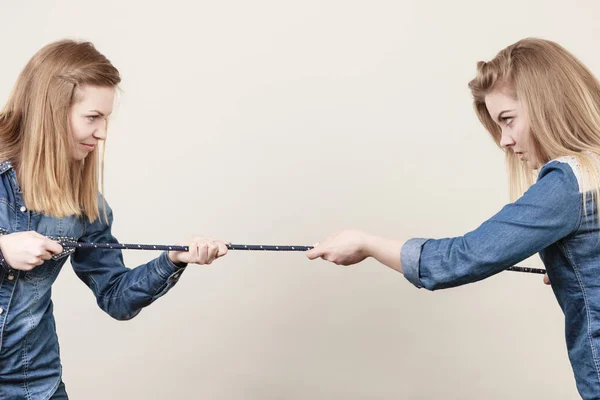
[42,374,62,400]
[25,259,64,283]
[95,272,156,301]
[41,334,62,399]
[0,198,16,213]
[86,272,100,294]
[32,278,41,303]
[0,269,18,352]
[562,240,600,386]
[42,376,62,400]
[154,281,170,299]
[21,309,34,400]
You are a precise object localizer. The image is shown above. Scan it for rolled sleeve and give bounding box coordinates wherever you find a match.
[401,238,430,288]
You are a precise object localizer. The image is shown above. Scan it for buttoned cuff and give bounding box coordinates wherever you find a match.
[155,251,187,281]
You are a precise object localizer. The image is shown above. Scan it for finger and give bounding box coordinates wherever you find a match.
[40,250,53,261]
[30,231,47,239]
[206,242,219,264]
[189,241,199,259]
[45,240,63,255]
[30,256,43,267]
[197,242,209,264]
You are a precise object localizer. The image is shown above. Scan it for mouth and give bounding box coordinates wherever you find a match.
[514,151,528,161]
[81,143,96,151]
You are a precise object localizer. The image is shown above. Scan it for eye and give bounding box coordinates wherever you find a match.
[86,115,99,122]
[501,116,514,125]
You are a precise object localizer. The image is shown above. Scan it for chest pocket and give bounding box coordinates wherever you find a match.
[24,214,85,282]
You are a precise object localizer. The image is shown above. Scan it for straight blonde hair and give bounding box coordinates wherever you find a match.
[0,40,120,221]
[469,38,600,216]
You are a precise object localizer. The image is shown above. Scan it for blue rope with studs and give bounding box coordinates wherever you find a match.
[59,241,547,275]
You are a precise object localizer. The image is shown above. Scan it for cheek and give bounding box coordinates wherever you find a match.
[513,123,530,144]
[69,118,88,141]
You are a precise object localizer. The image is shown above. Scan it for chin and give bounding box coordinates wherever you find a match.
[71,153,88,162]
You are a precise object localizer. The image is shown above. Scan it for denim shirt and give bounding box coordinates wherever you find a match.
[401,157,600,399]
[0,161,187,400]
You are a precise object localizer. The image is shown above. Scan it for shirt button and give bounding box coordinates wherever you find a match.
[173,273,180,280]
[20,206,26,213]
[0,308,3,315]
[8,274,14,281]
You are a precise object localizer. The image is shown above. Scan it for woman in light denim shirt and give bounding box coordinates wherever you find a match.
[308,38,600,399]
[0,40,229,399]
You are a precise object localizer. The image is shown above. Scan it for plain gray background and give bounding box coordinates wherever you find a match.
[1,1,598,399]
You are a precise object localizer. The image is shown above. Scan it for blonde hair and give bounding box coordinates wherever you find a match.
[0,39,120,221]
[469,38,600,213]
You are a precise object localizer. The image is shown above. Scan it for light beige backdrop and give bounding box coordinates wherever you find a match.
[1,1,597,399]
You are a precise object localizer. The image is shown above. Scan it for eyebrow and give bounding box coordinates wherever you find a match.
[496,109,515,123]
[88,110,110,117]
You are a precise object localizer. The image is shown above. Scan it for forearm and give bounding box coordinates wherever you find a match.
[365,234,406,274]
[72,250,186,320]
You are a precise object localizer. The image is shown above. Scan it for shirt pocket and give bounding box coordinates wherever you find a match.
[24,235,78,282]
[25,215,84,282]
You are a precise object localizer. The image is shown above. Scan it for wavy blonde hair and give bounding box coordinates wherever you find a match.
[0,39,120,221]
[469,38,600,211]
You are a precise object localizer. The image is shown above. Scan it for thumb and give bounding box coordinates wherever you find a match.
[217,241,229,257]
[543,273,551,285]
[306,244,323,260]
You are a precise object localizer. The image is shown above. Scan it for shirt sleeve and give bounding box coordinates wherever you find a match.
[70,196,188,320]
[401,160,583,290]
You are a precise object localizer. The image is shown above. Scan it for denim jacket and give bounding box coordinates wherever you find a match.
[401,157,600,399]
[0,161,187,399]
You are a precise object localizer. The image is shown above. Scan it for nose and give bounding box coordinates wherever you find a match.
[93,120,108,140]
[499,128,515,149]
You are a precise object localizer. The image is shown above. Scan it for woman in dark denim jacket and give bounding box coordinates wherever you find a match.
[308,38,600,399]
[0,40,229,399]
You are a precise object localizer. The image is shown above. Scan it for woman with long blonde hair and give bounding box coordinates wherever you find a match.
[308,38,600,399]
[0,40,229,399]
